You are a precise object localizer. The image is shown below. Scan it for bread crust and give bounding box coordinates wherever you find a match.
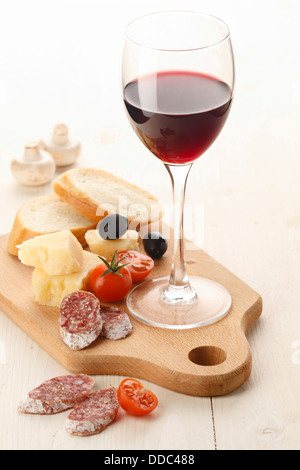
[52,168,164,224]
[7,213,35,256]
[8,169,163,256]
[7,194,96,256]
[53,175,100,223]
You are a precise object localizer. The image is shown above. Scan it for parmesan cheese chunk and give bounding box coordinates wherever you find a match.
[18,229,83,276]
[85,230,139,260]
[32,251,101,307]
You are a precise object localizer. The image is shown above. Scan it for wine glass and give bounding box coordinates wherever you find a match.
[122,11,235,329]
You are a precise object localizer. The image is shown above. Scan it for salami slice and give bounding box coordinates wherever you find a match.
[65,387,119,436]
[59,291,102,350]
[100,306,133,340]
[18,374,95,415]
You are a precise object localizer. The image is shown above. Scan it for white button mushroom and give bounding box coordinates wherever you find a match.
[11,142,56,186]
[40,123,81,167]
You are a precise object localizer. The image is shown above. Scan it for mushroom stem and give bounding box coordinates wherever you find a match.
[23,142,42,162]
[52,123,69,145]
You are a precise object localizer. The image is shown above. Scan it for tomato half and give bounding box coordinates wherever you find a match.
[115,251,154,282]
[117,378,158,416]
[88,263,132,302]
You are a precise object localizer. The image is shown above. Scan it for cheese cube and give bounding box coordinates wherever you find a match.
[32,250,101,307]
[85,230,139,260]
[18,229,83,276]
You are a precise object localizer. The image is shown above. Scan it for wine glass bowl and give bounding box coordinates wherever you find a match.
[124,70,232,165]
[122,11,235,329]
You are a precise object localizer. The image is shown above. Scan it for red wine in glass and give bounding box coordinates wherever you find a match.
[124,71,232,165]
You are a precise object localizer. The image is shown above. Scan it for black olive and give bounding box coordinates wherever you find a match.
[143,232,168,260]
[98,214,129,240]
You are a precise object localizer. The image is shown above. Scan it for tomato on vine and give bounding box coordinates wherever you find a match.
[89,251,132,302]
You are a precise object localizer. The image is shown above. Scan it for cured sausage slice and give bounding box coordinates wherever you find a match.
[100,306,133,340]
[65,387,119,436]
[59,291,102,350]
[18,374,95,415]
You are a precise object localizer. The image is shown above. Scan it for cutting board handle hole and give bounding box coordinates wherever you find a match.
[188,346,227,366]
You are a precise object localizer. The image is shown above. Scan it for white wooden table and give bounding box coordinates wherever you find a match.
[0,0,299,450]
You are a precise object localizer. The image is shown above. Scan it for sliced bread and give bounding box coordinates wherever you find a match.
[52,168,164,226]
[7,193,96,256]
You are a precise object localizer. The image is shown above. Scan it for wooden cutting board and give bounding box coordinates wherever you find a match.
[0,233,262,397]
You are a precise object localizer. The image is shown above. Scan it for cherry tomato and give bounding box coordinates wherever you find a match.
[117,378,158,416]
[89,263,132,302]
[115,251,154,282]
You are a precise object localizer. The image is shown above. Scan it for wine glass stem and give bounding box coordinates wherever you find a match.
[162,163,196,304]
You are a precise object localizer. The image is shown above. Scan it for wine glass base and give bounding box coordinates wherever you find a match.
[126,276,232,329]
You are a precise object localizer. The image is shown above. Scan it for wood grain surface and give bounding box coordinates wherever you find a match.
[0,233,262,397]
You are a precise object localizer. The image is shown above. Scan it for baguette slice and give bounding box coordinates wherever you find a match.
[52,168,164,226]
[8,194,96,256]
